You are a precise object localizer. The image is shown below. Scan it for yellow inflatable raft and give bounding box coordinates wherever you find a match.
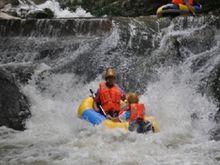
[156,3,202,18]
[77,97,160,133]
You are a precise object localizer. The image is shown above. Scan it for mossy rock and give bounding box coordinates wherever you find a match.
[27,8,54,19]
[43,8,54,18]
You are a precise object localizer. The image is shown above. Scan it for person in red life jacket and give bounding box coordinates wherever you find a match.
[94,67,125,119]
[124,92,153,134]
[172,0,196,16]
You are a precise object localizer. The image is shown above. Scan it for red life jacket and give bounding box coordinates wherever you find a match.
[129,103,145,123]
[99,82,122,113]
[172,0,194,5]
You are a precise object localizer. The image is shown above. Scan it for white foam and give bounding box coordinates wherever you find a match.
[37,0,93,18]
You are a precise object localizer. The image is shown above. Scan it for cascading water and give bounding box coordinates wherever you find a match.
[0,13,220,164]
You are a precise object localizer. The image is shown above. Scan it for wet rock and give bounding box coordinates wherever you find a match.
[31,0,47,5]
[200,57,220,141]
[27,8,54,19]
[0,11,20,19]
[209,65,220,107]
[215,110,220,123]
[210,126,220,141]
[43,8,54,18]
[0,1,5,9]
[0,0,19,7]
[0,68,31,130]
[2,64,37,84]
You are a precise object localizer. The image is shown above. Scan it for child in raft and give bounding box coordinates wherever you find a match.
[118,92,153,133]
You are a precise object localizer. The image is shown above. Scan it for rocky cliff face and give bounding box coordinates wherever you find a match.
[0,68,31,130]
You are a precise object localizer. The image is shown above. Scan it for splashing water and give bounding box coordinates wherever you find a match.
[1,60,219,165]
[37,0,93,18]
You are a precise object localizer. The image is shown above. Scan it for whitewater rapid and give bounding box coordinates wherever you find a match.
[37,0,93,18]
[1,47,220,164]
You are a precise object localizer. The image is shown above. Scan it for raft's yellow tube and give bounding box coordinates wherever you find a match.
[156,4,195,17]
[156,6,163,15]
[104,116,160,133]
[103,120,129,130]
[179,4,190,11]
[77,97,94,117]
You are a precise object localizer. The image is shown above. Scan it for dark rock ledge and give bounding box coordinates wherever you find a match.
[0,68,31,131]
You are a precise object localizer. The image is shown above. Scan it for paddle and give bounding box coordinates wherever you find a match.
[89,89,107,117]
[185,2,196,16]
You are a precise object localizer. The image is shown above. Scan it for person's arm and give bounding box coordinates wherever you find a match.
[184,0,195,16]
[94,89,100,112]
[94,102,99,112]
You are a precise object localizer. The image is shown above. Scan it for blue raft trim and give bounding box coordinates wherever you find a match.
[82,109,106,125]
